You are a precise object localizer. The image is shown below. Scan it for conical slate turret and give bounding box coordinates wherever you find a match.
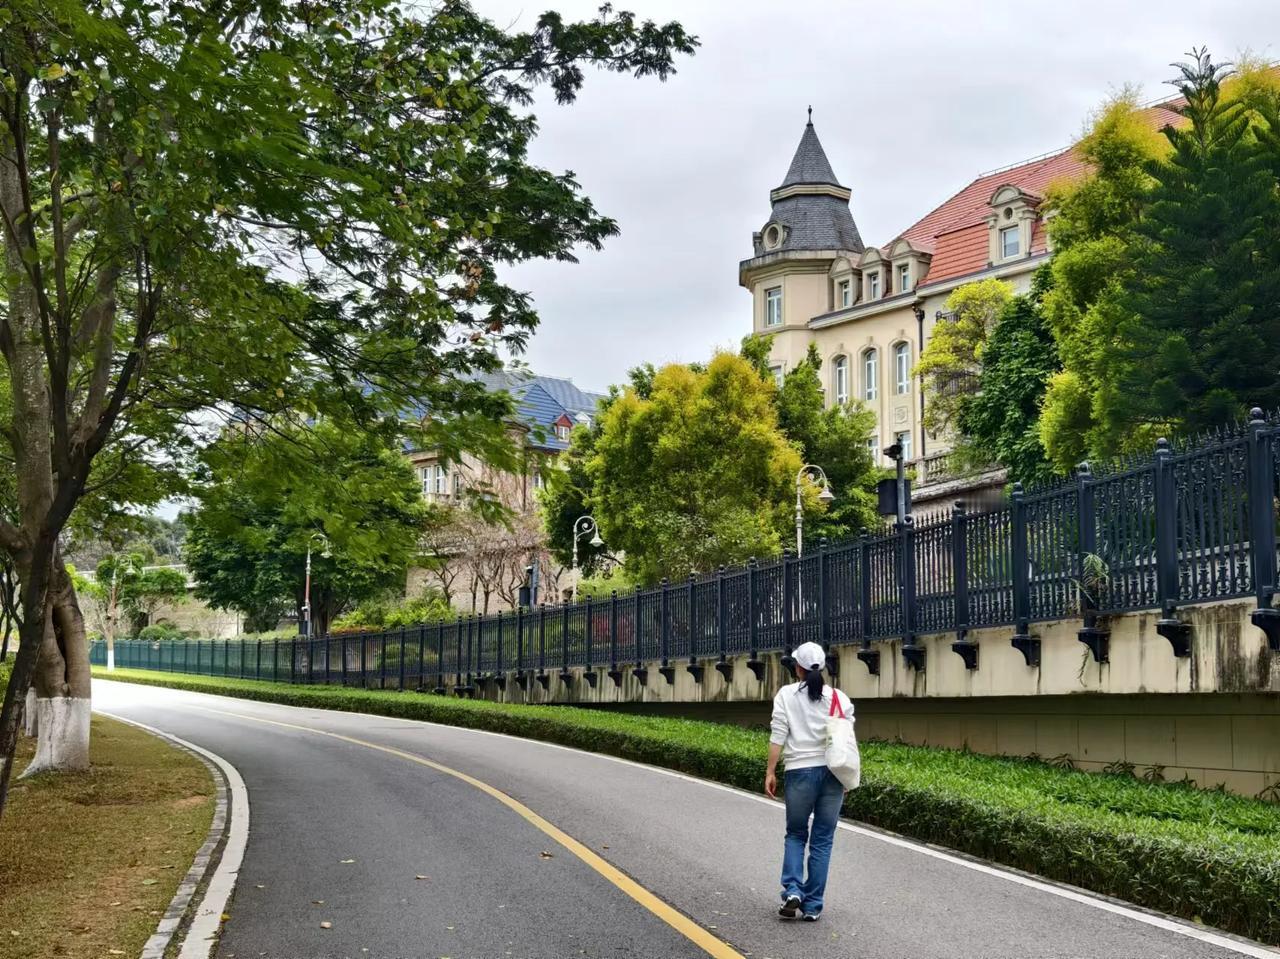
[778,117,841,189]
[753,113,863,256]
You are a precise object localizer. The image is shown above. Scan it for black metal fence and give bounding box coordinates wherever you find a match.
[90,411,1280,688]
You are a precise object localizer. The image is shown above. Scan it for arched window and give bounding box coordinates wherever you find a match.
[862,348,879,401]
[832,356,849,405]
[894,342,911,395]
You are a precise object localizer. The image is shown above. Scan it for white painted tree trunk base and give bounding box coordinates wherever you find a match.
[23,687,37,737]
[20,697,91,776]
[107,648,115,671]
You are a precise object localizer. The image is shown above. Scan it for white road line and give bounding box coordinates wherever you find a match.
[97,709,250,959]
[99,683,1280,959]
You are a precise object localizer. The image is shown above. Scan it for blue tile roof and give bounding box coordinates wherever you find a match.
[477,370,605,452]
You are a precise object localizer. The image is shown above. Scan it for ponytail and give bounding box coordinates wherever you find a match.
[802,665,824,702]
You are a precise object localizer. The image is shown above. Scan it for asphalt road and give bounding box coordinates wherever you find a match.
[93,680,1278,959]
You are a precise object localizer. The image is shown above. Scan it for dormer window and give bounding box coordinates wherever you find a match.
[988,184,1040,265]
[763,223,784,250]
[868,272,880,300]
[838,279,852,308]
[554,423,570,441]
[898,263,911,293]
[1000,225,1020,259]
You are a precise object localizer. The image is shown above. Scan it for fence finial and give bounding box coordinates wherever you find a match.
[1250,406,1265,424]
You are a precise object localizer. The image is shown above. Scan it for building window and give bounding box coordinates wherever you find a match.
[420,464,451,499]
[769,364,784,388]
[894,342,911,395]
[531,468,544,491]
[866,434,879,461]
[1000,225,1020,259]
[452,471,462,497]
[895,430,913,461]
[838,279,852,308]
[765,287,783,327]
[862,349,878,401]
[554,423,570,442]
[898,263,911,293]
[868,272,880,300]
[833,355,849,405]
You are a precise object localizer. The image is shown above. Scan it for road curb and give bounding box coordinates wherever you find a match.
[95,710,250,959]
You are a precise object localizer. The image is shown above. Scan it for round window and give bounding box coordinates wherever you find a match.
[1003,207,1014,220]
[764,224,782,249]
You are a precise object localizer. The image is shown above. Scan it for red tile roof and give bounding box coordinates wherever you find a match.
[890,94,1194,288]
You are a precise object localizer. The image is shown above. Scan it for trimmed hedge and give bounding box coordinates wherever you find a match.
[95,667,1280,944]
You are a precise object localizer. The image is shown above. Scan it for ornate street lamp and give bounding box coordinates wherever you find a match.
[795,464,836,557]
[302,531,332,638]
[571,515,603,602]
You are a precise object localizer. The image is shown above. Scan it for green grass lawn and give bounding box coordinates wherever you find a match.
[95,666,1280,944]
[0,712,215,959]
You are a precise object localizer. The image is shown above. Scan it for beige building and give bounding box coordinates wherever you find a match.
[406,371,604,613]
[741,113,1099,501]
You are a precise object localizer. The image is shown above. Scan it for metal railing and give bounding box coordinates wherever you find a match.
[90,411,1280,686]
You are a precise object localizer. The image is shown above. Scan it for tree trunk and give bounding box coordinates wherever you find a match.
[21,562,90,777]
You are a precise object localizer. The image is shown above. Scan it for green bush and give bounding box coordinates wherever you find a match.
[0,658,11,701]
[94,668,1280,945]
[137,623,188,642]
[331,590,456,633]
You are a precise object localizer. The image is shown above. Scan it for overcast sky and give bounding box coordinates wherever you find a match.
[474,0,1280,395]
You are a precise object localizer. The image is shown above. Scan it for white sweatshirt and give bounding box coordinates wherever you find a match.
[769,682,853,770]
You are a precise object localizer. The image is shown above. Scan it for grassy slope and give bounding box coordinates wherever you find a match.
[0,714,215,959]
[96,667,1280,944]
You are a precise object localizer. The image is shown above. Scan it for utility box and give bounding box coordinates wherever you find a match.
[877,477,912,517]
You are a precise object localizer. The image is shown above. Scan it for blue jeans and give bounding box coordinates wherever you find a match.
[780,766,845,914]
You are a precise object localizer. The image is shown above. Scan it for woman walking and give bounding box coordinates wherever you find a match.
[764,641,853,922]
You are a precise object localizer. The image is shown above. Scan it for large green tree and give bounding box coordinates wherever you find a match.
[1040,54,1280,469]
[184,422,431,637]
[957,273,1061,486]
[914,279,1013,435]
[588,353,806,583]
[1111,52,1280,432]
[0,0,694,808]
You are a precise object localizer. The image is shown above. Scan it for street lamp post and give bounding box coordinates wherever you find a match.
[303,531,332,639]
[795,465,836,557]
[571,515,604,603]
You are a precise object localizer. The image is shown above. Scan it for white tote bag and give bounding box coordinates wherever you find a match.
[825,690,861,790]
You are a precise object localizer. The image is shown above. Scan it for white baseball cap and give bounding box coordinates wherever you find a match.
[790,641,826,671]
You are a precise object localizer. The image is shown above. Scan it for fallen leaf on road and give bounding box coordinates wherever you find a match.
[415,875,429,880]
[601,845,609,849]
[539,851,553,859]
[255,884,265,889]
[340,859,355,864]
[311,900,324,905]
[320,922,332,930]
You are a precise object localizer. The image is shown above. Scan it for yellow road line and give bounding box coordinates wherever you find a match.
[184,703,745,959]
